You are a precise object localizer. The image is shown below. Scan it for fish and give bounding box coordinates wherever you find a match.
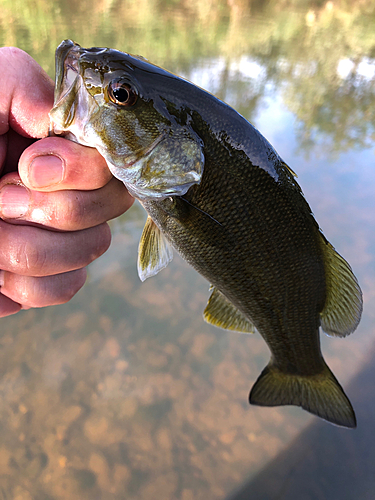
[49,39,363,428]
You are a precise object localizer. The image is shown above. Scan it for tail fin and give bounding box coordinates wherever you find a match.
[249,362,356,428]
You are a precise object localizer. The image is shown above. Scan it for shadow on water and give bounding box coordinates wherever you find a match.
[228,339,375,500]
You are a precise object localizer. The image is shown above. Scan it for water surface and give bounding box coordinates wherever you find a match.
[0,1,374,499]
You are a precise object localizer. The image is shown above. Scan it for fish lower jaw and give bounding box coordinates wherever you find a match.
[49,116,98,149]
[49,130,80,145]
[105,158,201,200]
[125,181,198,201]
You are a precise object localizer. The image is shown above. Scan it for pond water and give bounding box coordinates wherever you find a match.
[0,1,375,499]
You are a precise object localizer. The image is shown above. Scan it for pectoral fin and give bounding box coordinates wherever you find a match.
[319,236,363,337]
[137,216,173,282]
[204,287,255,333]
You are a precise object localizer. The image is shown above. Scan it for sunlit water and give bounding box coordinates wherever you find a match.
[0,1,375,499]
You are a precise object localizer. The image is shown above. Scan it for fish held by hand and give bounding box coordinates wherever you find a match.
[50,40,363,428]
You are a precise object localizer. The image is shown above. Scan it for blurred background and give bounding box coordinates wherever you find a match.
[0,1,375,498]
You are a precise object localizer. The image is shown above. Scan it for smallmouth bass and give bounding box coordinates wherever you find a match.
[50,40,363,428]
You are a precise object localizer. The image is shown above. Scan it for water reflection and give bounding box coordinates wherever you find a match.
[0,0,374,498]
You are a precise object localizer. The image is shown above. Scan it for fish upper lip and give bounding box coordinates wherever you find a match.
[50,42,100,139]
[54,40,81,101]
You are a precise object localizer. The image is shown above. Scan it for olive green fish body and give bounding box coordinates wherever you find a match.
[50,40,363,428]
[143,140,326,377]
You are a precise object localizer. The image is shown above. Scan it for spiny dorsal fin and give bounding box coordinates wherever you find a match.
[319,236,363,337]
[203,287,255,334]
[137,216,173,282]
[282,161,298,178]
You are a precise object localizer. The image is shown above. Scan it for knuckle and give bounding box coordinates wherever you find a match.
[54,269,87,304]
[70,268,87,297]
[75,224,111,268]
[1,46,28,61]
[87,223,112,261]
[17,282,33,305]
[12,240,48,276]
[68,194,86,228]
[3,272,32,306]
[57,192,86,230]
[6,268,87,309]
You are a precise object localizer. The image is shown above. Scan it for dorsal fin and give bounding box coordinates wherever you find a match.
[203,287,255,334]
[137,216,173,281]
[282,161,298,178]
[319,236,363,337]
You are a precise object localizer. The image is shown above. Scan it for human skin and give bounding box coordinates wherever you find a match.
[0,47,134,317]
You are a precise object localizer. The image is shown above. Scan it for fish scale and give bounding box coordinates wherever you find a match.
[50,39,363,428]
[153,160,325,369]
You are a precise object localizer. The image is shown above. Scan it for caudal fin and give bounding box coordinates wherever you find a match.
[249,362,356,428]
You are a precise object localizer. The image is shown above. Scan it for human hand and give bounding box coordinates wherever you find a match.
[0,47,133,317]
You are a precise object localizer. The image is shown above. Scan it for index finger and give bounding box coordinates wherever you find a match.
[0,47,53,138]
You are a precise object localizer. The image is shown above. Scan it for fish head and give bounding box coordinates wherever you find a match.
[49,40,204,200]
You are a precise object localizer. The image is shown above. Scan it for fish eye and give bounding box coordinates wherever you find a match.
[107,80,138,107]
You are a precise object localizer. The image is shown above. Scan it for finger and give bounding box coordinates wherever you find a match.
[19,136,114,191]
[0,268,87,309]
[2,128,35,174]
[0,47,53,138]
[0,292,22,317]
[0,219,111,276]
[0,174,133,231]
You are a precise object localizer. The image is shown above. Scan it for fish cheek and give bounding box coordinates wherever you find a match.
[101,99,168,158]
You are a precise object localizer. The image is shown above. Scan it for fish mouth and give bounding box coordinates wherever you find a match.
[54,40,108,106]
[49,40,102,144]
[49,41,83,136]
[54,40,80,102]
[53,40,109,106]
[52,40,85,120]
